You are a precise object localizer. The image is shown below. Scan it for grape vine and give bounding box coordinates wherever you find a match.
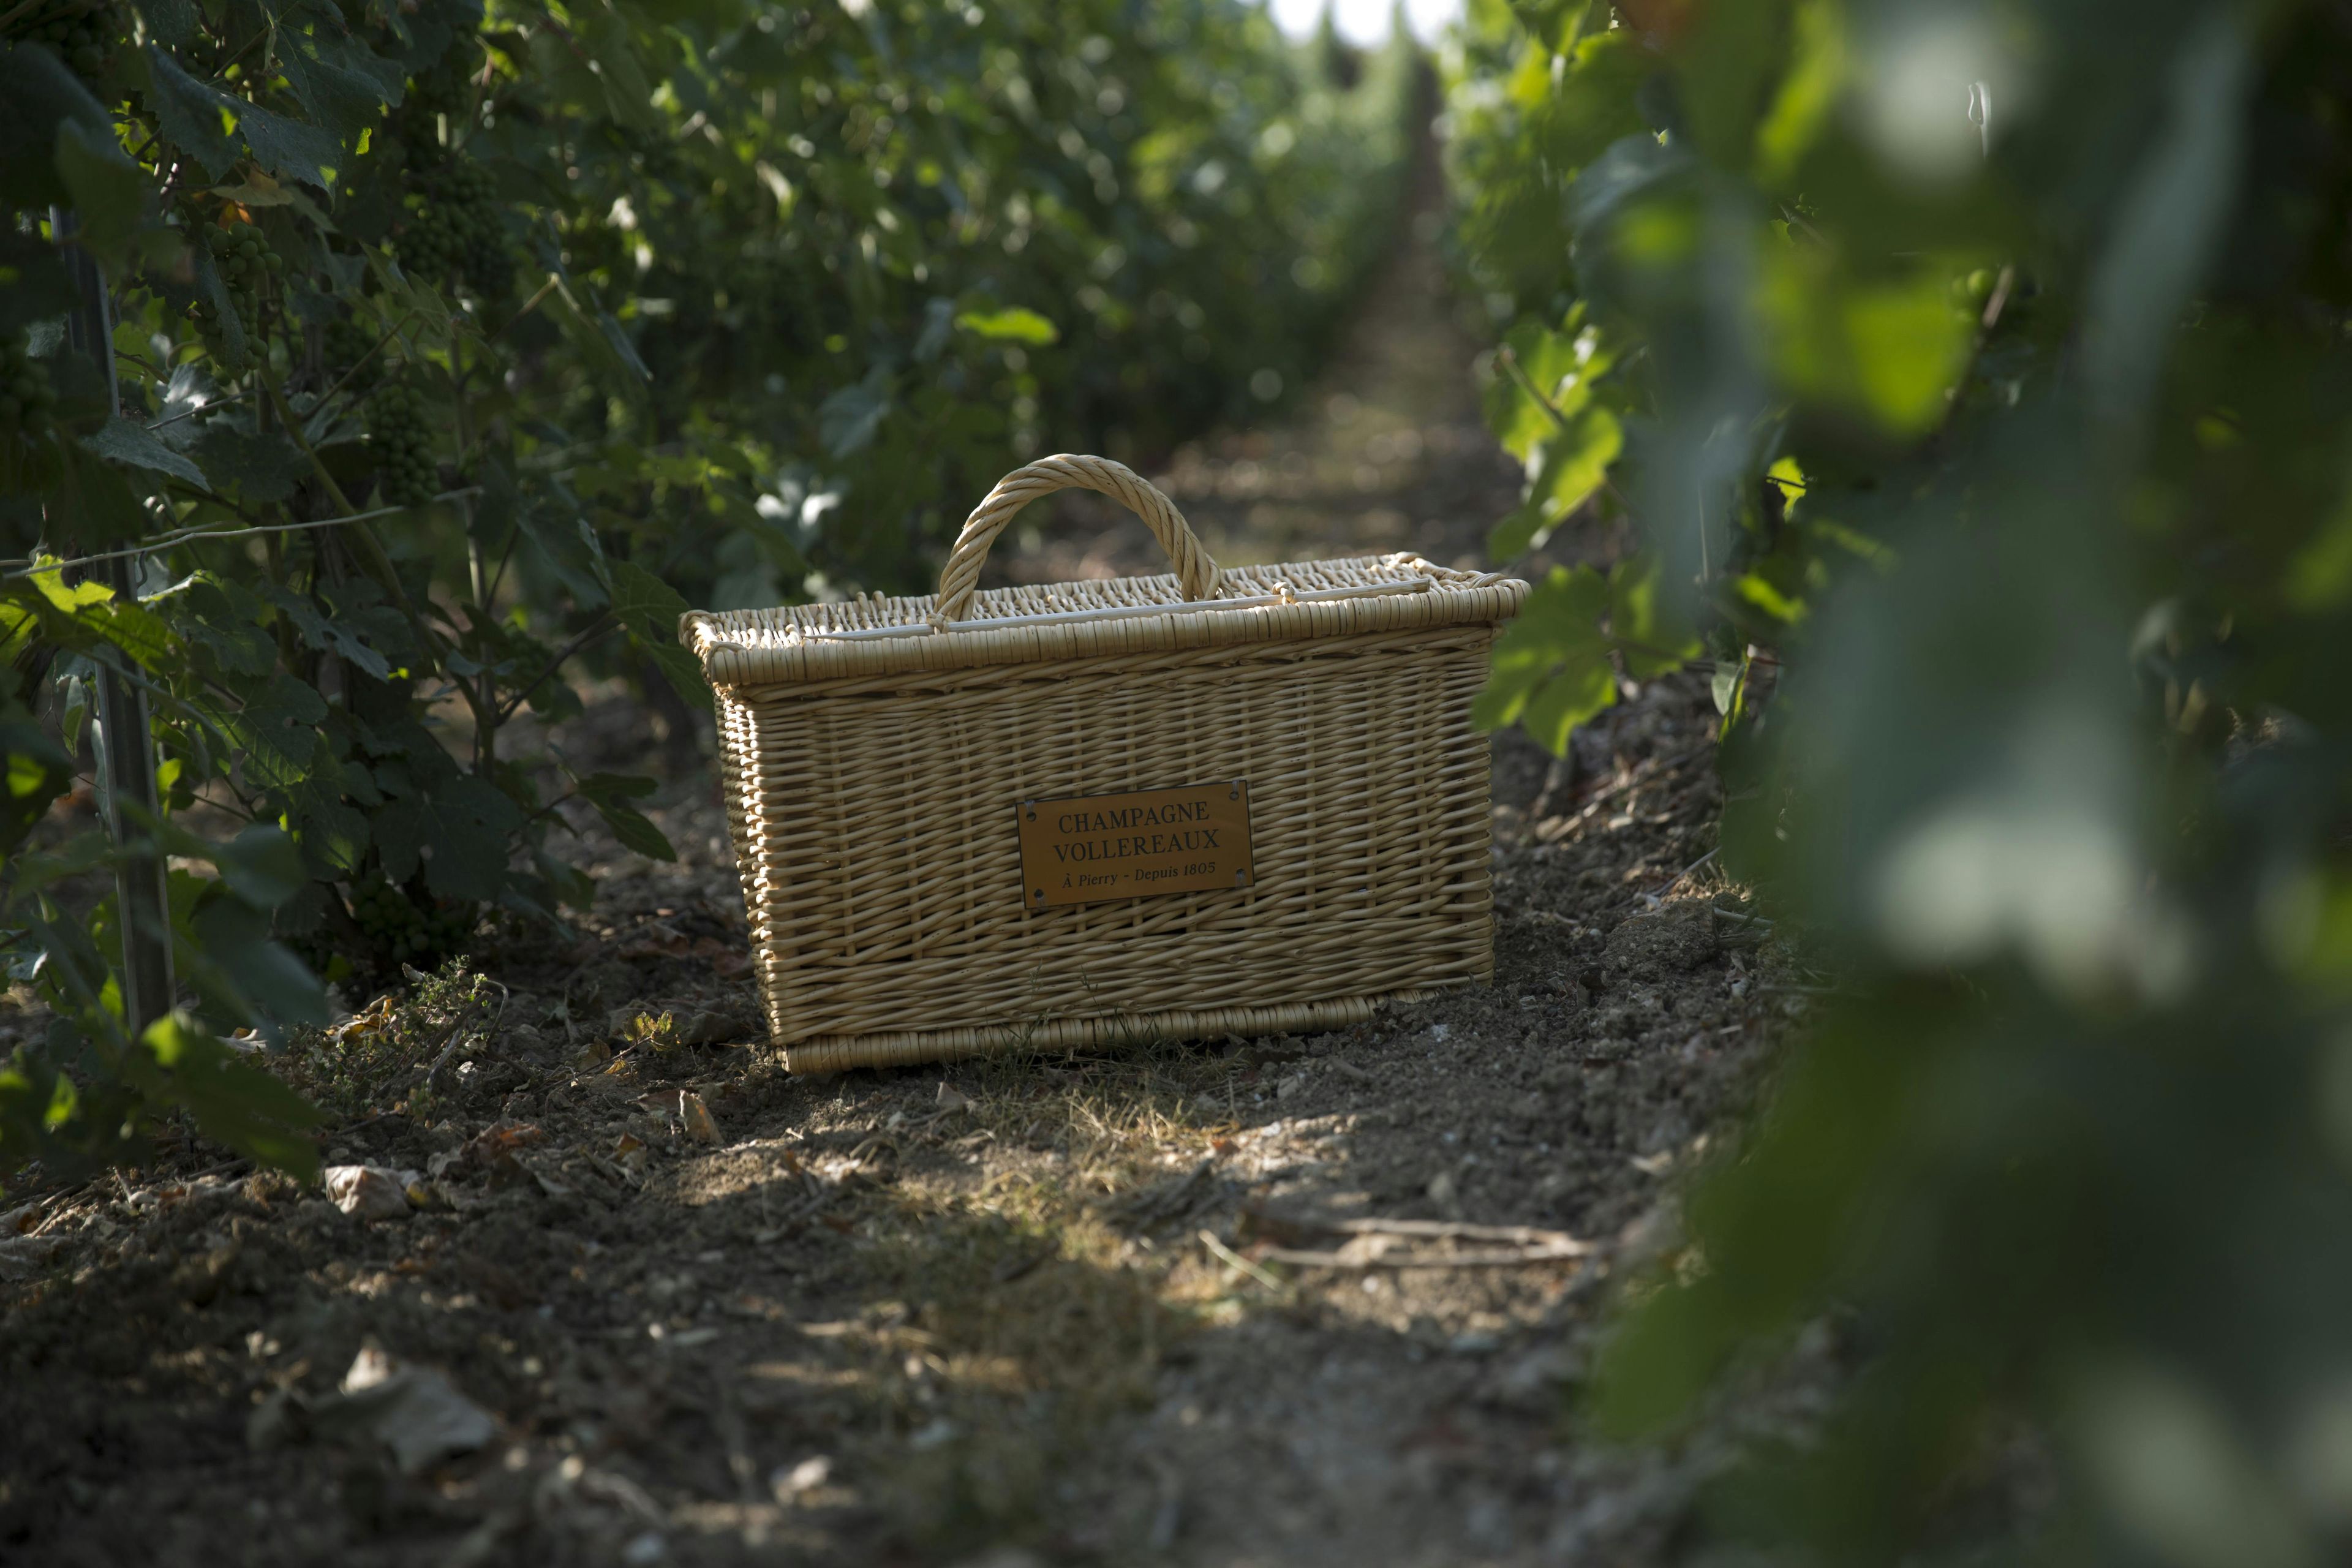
[366,378,438,508]
[397,157,505,296]
[1446,4,2352,1561]
[3,0,113,79]
[0,0,1420,1189]
[339,875,477,968]
[187,218,281,358]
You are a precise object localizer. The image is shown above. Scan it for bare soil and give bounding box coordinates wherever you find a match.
[0,168,1806,1568]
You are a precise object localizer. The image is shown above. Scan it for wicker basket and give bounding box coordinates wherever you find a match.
[680,454,1528,1072]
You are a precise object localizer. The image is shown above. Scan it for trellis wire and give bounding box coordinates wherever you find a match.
[2,488,485,582]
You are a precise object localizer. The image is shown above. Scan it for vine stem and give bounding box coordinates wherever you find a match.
[497,612,616,722]
[303,310,417,426]
[257,372,486,747]
[1496,344,1572,431]
[146,386,252,432]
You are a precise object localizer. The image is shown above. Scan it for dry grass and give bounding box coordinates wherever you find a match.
[813,1040,1250,1547]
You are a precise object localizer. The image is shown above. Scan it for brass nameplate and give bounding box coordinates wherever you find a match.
[1017,780,1254,909]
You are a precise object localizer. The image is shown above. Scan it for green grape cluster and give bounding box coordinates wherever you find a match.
[398,158,507,294]
[0,337,59,440]
[405,40,472,121]
[7,0,114,80]
[367,380,437,506]
[323,314,381,386]
[188,220,284,355]
[347,875,477,965]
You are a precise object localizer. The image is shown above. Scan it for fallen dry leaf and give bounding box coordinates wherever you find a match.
[679,1090,722,1146]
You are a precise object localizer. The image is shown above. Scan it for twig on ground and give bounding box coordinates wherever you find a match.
[418,982,502,1090]
[1531,743,1713,845]
[1238,1209,1596,1270]
[1626,847,1719,912]
[714,1376,758,1506]
[1259,1240,1590,1270]
[1197,1228,1286,1291]
[1321,1216,1584,1248]
[556,959,598,1047]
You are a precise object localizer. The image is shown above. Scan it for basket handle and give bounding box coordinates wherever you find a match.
[931,454,1220,626]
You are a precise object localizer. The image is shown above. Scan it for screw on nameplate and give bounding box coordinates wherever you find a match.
[1015,779,1256,910]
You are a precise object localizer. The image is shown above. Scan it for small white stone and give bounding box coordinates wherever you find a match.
[322,1165,415,1221]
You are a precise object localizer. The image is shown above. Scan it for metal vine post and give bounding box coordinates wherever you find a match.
[54,208,175,1037]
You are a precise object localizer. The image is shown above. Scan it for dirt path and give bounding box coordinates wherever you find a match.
[994,148,1518,587]
[0,168,1798,1568]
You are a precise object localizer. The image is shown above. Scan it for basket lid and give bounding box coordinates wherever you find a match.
[678,456,1526,688]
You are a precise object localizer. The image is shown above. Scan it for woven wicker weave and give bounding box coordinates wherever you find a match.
[681,454,1528,1072]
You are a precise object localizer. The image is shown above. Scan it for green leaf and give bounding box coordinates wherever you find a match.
[572,2,662,132]
[188,897,329,1028]
[817,365,894,458]
[212,823,307,910]
[1610,555,1700,678]
[1733,570,1806,623]
[133,0,198,50]
[1757,249,1975,435]
[140,48,242,181]
[154,572,276,677]
[1519,655,1619,755]
[635,633,714,715]
[375,774,526,903]
[188,422,306,503]
[1672,0,1792,165]
[364,247,453,349]
[266,586,393,681]
[138,1012,322,1180]
[1753,0,1845,184]
[575,772,676,861]
[542,276,646,399]
[84,415,209,491]
[2285,479,2352,611]
[272,3,405,148]
[606,559,690,641]
[177,237,248,370]
[1485,316,1602,464]
[24,559,177,672]
[232,99,343,189]
[513,494,610,609]
[45,443,148,549]
[279,759,372,879]
[1472,564,1617,752]
[956,307,1061,345]
[0,716,73,858]
[1489,403,1623,558]
[0,42,112,209]
[53,119,149,271]
[1532,30,1656,173]
[226,673,328,794]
